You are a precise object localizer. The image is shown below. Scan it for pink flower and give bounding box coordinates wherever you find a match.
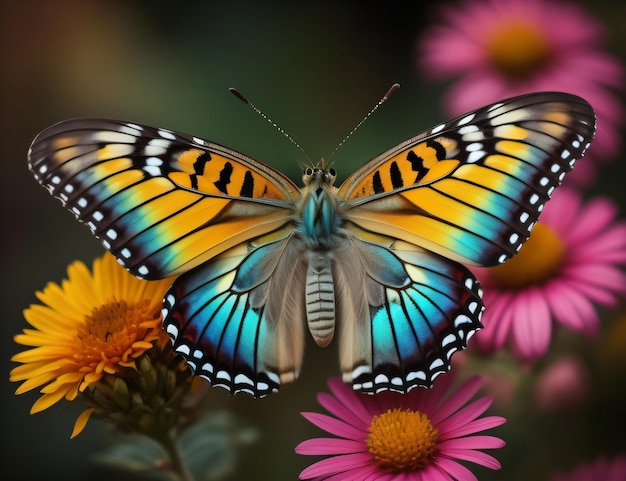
[471,188,626,360]
[550,455,626,481]
[533,356,591,412]
[296,375,505,481]
[417,0,624,186]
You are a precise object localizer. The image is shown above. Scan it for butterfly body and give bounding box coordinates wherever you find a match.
[28,92,595,396]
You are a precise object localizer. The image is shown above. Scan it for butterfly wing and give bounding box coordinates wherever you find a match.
[338,92,596,267]
[27,119,300,279]
[163,227,309,397]
[334,228,482,393]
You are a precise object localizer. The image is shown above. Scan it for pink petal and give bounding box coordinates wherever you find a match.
[438,416,506,439]
[430,376,482,425]
[299,453,373,479]
[322,465,382,481]
[565,264,626,293]
[512,288,552,358]
[437,396,494,434]
[439,434,506,450]
[295,437,366,455]
[408,374,453,415]
[439,448,503,469]
[432,457,478,481]
[300,412,366,440]
[317,392,370,429]
[480,289,517,349]
[327,378,373,421]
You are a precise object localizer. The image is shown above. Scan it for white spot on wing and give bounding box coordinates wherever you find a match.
[143,165,163,176]
[165,322,178,336]
[235,374,254,386]
[431,123,446,134]
[466,142,483,152]
[158,129,177,140]
[148,138,171,148]
[467,151,485,163]
[458,113,475,125]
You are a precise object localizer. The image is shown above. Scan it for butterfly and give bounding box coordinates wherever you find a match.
[28,91,595,396]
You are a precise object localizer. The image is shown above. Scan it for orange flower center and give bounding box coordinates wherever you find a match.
[75,299,161,375]
[490,223,565,289]
[485,20,552,79]
[366,408,439,472]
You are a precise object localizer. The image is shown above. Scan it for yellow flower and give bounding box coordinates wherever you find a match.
[10,252,175,436]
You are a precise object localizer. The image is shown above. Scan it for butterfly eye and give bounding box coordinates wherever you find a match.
[302,167,315,185]
[326,168,337,185]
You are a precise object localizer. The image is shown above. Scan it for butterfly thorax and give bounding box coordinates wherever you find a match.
[297,166,343,347]
[298,166,341,249]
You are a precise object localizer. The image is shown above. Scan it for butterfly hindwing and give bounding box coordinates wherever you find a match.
[338,92,595,267]
[163,227,307,396]
[335,228,483,393]
[27,119,299,279]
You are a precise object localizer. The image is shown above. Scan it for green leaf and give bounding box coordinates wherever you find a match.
[94,435,174,480]
[178,411,258,481]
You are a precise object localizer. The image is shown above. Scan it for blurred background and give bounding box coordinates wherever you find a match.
[1,1,625,480]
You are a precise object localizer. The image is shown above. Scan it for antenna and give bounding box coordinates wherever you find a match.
[328,83,400,164]
[229,87,311,164]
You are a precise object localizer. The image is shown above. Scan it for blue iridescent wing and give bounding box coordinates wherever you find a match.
[163,227,308,396]
[334,229,482,394]
[338,92,596,267]
[27,119,299,279]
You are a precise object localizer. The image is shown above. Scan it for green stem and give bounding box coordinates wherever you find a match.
[157,430,194,481]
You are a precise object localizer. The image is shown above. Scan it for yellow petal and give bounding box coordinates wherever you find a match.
[71,408,95,438]
[31,388,71,413]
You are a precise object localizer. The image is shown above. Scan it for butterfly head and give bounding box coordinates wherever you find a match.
[302,163,337,188]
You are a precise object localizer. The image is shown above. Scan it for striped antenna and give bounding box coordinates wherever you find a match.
[229,88,311,164]
[327,83,400,164]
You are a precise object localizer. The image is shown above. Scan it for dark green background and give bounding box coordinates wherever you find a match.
[2,1,625,480]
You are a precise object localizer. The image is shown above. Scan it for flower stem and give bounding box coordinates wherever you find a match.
[157,430,194,481]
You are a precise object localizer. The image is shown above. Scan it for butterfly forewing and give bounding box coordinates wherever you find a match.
[339,92,595,267]
[28,119,300,278]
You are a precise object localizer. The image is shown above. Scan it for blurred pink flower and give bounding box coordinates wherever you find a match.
[533,356,591,412]
[550,455,626,481]
[418,0,624,186]
[471,188,626,360]
[296,376,505,481]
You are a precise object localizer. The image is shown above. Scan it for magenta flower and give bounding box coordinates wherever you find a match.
[296,375,505,481]
[550,455,626,481]
[533,356,591,412]
[471,188,626,360]
[418,0,624,186]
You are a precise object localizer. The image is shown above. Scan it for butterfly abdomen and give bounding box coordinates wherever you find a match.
[305,253,336,347]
